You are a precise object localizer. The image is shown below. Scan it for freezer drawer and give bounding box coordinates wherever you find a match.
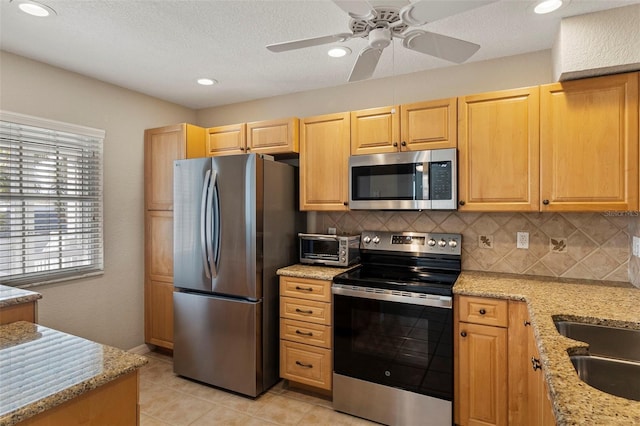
[173,291,262,397]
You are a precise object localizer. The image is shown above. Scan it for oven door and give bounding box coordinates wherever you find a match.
[332,284,453,401]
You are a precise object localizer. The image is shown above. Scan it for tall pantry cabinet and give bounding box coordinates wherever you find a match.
[144,123,205,349]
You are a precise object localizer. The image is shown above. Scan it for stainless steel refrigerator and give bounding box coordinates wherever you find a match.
[172,154,302,397]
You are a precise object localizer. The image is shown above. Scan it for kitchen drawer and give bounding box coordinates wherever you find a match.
[280,276,331,302]
[457,295,508,327]
[281,297,331,325]
[280,340,332,390]
[280,318,331,349]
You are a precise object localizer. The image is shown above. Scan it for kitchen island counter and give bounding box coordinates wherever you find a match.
[454,271,640,425]
[0,321,147,425]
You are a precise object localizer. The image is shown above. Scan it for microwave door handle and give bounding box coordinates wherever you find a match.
[210,170,220,278]
[200,169,212,279]
[422,162,430,201]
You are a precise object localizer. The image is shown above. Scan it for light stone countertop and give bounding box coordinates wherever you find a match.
[276,263,358,281]
[0,285,42,308]
[454,271,640,426]
[0,321,148,426]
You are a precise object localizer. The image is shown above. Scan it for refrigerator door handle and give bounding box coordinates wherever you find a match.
[200,169,212,279]
[210,170,220,277]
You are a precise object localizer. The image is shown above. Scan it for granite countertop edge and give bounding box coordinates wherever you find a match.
[276,263,358,280]
[453,271,640,426]
[0,285,43,308]
[0,322,148,426]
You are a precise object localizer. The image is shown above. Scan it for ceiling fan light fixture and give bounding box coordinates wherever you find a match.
[197,78,217,86]
[328,46,351,58]
[534,0,564,14]
[368,28,391,50]
[16,0,56,17]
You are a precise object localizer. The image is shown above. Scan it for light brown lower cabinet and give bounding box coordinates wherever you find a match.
[0,301,37,325]
[455,296,555,426]
[17,371,139,425]
[279,276,332,391]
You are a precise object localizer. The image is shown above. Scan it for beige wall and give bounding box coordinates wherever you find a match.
[0,51,196,350]
[196,50,553,126]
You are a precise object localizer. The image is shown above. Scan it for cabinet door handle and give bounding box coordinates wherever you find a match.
[295,286,313,292]
[460,331,467,337]
[531,357,542,371]
[524,320,531,326]
[295,329,314,336]
[393,142,398,147]
[295,308,313,314]
[401,141,407,146]
[296,361,313,368]
[542,199,550,205]
[458,200,466,206]
[479,308,486,315]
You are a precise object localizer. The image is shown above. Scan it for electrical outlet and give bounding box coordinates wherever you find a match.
[633,236,640,257]
[327,227,337,235]
[516,232,529,249]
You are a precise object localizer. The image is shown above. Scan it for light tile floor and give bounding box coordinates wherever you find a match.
[140,351,378,426]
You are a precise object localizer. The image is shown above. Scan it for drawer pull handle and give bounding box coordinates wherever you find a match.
[295,330,313,337]
[479,308,486,315]
[296,361,313,368]
[295,286,313,292]
[295,308,313,314]
[524,320,531,326]
[460,331,467,337]
[531,357,542,371]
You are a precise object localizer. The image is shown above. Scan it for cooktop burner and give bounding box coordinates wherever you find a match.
[333,230,462,296]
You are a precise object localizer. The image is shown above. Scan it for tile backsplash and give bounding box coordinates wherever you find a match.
[314,211,637,283]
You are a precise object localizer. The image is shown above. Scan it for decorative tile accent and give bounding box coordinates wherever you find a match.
[315,211,636,283]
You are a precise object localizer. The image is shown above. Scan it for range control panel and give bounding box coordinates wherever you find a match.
[361,230,462,256]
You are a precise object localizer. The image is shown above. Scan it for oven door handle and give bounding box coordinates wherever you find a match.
[332,285,452,309]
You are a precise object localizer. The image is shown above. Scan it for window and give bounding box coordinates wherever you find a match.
[0,111,104,287]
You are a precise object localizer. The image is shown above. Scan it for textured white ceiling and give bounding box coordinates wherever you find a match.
[1,0,638,109]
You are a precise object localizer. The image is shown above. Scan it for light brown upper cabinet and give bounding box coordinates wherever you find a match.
[247,117,299,154]
[350,98,457,155]
[207,117,299,156]
[300,112,351,211]
[540,72,639,211]
[206,123,247,156]
[144,123,205,211]
[458,87,540,211]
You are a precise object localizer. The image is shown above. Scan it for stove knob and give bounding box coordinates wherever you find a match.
[438,239,447,247]
[449,240,458,248]
[363,236,371,244]
[372,236,380,244]
[428,239,436,247]
[341,250,346,255]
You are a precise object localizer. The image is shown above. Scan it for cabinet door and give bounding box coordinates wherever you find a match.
[458,87,540,211]
[540,72,639,211]
[527,316,556,426]
[144,124,187,210]
[456,321,508,426]
[206,123,246,156]
[350,105,400,155]
[508,301,534,426]
[246,117,299,154]
[401,98,457,151]
[300,112,350,211]
[145,280,174,348]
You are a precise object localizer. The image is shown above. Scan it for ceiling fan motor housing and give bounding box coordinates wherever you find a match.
[368,28,391,49]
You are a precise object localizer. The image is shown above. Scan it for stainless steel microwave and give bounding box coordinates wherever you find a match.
[349,148,457,210]
[299,233,360,267]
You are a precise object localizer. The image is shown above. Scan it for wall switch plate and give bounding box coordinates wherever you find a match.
[516,232,529,249]
[327,227,337,235]
[633,236,640,257]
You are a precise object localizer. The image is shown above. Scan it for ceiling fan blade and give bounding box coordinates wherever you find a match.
[266,33,352,52]
[402,30,480,63]
[333,0,377,20]
[348,47,382,82]
[400,0,497,26]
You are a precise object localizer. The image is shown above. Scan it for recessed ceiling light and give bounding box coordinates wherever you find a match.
[17,1,56,17]
[197,78,217,86]
[328,47,351,58]
[534,0,564,14]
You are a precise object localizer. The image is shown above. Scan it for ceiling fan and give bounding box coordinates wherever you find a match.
[266,0,496,82]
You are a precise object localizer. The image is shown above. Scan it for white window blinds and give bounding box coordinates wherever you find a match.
[0,111,104,287]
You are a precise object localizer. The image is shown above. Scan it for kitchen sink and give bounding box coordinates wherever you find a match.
[554,319,640,401]
[569,355,640,401]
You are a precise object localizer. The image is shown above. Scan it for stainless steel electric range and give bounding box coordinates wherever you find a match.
[332,230,462,426]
